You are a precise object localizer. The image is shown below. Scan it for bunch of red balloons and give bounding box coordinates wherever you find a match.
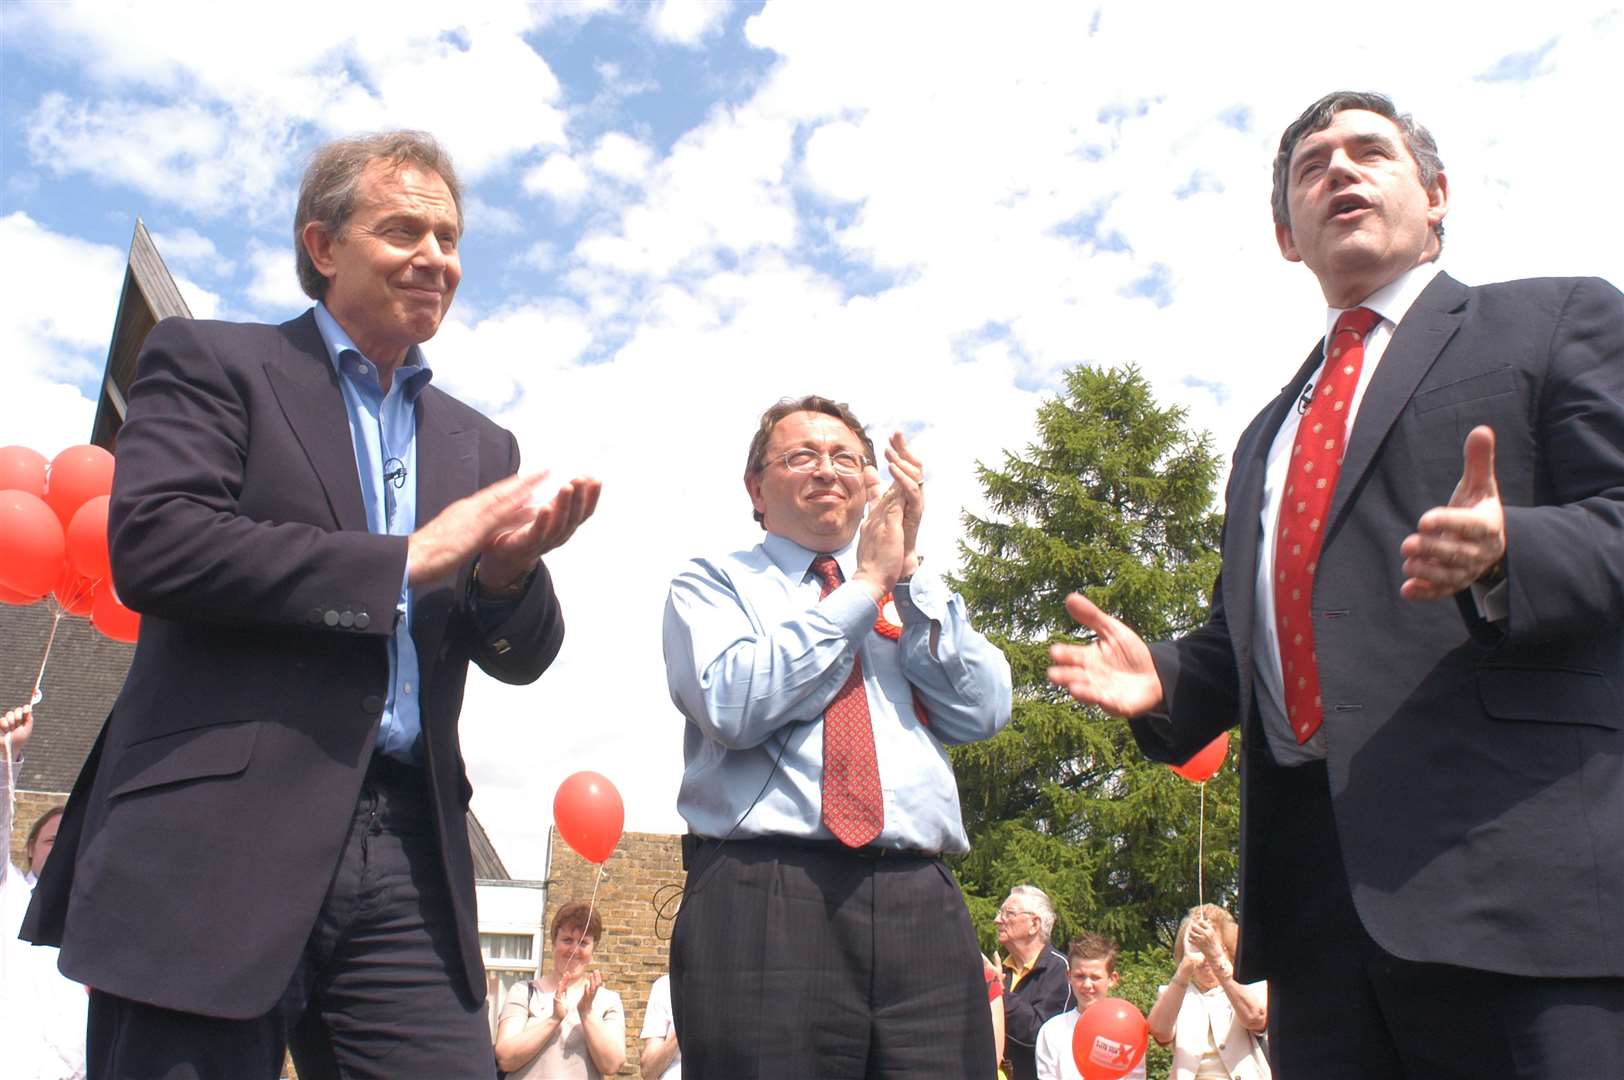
[0,444,139,642]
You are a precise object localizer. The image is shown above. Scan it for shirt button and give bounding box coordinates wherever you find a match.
[403,682,413,695]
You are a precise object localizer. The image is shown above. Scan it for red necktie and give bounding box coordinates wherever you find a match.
[1274,306,1381,743]
[811,555,884,847]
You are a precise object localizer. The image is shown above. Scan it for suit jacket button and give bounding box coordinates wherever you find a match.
[339,610,355,628]
[362,695,384,714]
[308,608,324,625]
[323,609,340,627]
[354,612,371,630]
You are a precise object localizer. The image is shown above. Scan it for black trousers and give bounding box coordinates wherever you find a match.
[671,835,996,1079]
[1259,759,1624,1079]
[87,755,494,1080]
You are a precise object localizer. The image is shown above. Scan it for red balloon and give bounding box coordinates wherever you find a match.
[53,566,95,616]
[0,581,39,605]
[0,489,66,598]
[66,495,112,584]
[1169,731,1230,783]
[1072,998,1149,1080]
[45,444,115,527]
[91,584,140,643]
[0,446,48,498]
[553,771,624,864]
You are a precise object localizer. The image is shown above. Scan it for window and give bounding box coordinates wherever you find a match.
[482,931,538,1035]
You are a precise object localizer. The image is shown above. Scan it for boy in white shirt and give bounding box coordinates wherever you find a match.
[1034,933,1146,1080]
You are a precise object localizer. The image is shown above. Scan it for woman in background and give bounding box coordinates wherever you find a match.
[1146,905,1269,1080]
[494,901,626,1079]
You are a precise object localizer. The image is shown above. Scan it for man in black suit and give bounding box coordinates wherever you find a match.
[24,131,600,1078]
[1048,92,1624,1076]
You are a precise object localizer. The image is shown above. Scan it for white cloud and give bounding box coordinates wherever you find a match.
[523,152,593,208]
[590,131,654,185]
[14,4,570,217]
[0,213,123,455]
[150,226,234,277]
[648,0,729,45]
[463,194,523,237]
[244,240,313,318]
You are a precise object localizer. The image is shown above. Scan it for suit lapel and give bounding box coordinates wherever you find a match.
[265,312,368,532]
[1326,272,1469,539]
[411,388,478,675]
[1224,346,1323,670]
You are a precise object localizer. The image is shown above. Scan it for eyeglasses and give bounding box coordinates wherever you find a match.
[771,448,869,476]
[994,908,1037,923]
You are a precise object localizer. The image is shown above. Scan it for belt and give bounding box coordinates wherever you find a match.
[683,832,937,868]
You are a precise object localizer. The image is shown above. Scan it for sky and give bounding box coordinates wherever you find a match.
[3,0,1621,878]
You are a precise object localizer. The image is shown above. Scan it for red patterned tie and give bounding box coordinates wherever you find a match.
[1274,306,1381,743]
[811,555,884,847]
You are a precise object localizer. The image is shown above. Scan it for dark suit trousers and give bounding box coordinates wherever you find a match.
[671,835,995,1079]
[1259,760,1624,1079]
[87,756,494,1080]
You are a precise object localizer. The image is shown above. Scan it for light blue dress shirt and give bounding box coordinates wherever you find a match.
[663,532,1013,854]
[313,304,433,763]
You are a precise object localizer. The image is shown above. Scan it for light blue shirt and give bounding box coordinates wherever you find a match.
[313,303,433,763]
[663,532,1012,854]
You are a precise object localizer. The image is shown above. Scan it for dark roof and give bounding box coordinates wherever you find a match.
[90,219,192,450]
[0,602,131,793]
[468,809,511,881]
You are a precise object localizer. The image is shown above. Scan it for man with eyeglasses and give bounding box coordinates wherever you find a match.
[994,885,1072,1080]
[663,395,1013,1078]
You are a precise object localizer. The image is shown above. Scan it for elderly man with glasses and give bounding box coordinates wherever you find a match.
[663,394,1013,1079]
[995,885,1073,1080]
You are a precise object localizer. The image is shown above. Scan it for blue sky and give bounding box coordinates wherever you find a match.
[3,0,1621,875]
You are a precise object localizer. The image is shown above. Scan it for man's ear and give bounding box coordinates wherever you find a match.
[744,472,766,520]
[1276,221,1301,263]
[1426,170,1450,232]
[302,221,339,280]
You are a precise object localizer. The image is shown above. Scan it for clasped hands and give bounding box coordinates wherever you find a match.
[406,471,603,592]
[1047,426,1507,714]
[851,432,925,605]
[551,969,603,1022]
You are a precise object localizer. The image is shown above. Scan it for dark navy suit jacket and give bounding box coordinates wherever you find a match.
[24,312,565,1017]
[1134,273,1624,981]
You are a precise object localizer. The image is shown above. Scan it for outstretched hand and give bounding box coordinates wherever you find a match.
[480,475,603,588]
[1046,593,1164,717]
[1400,426,1505,601]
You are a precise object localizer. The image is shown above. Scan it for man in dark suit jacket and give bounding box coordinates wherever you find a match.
[1048,92,1624,1076]
[24,131,600,1078]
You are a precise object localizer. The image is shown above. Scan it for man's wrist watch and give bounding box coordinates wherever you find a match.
[472,556,537,600]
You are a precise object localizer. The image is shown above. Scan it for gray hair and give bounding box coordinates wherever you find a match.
[293,130,464,301]
[1007,884,1056,942]
[1270,91,1445,247]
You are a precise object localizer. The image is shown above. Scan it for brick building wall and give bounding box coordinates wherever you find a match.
[543,827,686,1077]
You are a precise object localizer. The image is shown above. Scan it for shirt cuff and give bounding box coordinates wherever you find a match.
[892,565,949,625]
[1470,577,1509,623]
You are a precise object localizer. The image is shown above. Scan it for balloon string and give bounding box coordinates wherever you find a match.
[31,606,64,705]
[4,732,13,860]
[1197,780,1206,908]
[559,860,609,974]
